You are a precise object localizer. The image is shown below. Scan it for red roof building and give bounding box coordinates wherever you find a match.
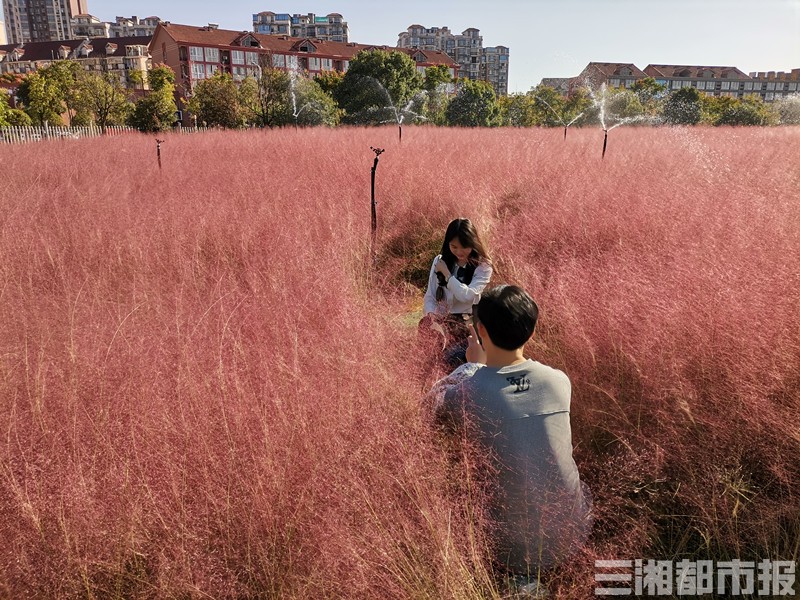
[149,22,458,99]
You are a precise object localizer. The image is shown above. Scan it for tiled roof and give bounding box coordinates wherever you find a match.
[584,62,648,78]
[645,64,749,79]
[0,36,150,62]
[156,23,457,66]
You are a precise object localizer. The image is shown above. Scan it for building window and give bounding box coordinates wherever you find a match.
[309,57,320,70]
[721,81,730,90]
[204,47,219,62]
[697,81,706,90]
[192,63,205,80]
[272,54,285,67]
[671,80,681,89]
[320,58,332,70]
[206,64,218,76]
[189,46,204,61]
[789,83,797,91]
[232,50,244,65]
[744,81,753,90]
[246,52,258,65]
[765,92,774,100]
[766,82,775,90]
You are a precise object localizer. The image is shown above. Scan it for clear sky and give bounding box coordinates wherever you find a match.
[89,0,800,92]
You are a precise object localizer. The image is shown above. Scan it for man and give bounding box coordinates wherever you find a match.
[435,285,592,590]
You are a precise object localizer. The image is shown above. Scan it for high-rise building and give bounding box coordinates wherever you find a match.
[397,24,509,95]
[253,12,348,43]
[2,0,87,44]
[0,19,7,45]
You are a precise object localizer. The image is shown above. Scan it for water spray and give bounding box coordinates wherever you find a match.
[370,146,385,257]
[534,94,583,140]
[156,138,164,169]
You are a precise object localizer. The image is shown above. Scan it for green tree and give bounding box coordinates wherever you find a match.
[334,50,424,124]
[187,71,242,128]
[0,92,32,126]
[75,71,133,131]
[563,88,593,126]
[292,78,341,126]
[663,86,702,125]
[499,93,538,127]
[128,65,177,132]
[445,79,501,127]
[631,77,667,115]
[18,71,64,125]
[705,94,778,126]
[529,84,568,126]
[420,65,453,125]
[238,58,292,128]
[314,70,344,98]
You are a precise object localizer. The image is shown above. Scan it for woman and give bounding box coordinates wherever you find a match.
[420,218,492,368]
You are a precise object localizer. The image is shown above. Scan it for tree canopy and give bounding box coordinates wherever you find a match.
[334,50,424,124]
[446,79,501,127]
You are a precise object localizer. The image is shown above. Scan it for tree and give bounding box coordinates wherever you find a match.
[421,65,453,125]
[445,79,501,127]
[238,57,293,128]
[75,71,133,131]
[187,71,242,128]
[631,77,667,116]
[499,93,538,127]
[314,70,344,98]
[563,88,593,126]
[774,94,800,125]
[18,71,64,125]
[128,64,177,132]
[529,84,568,126]
[663,86,702,125]
[292,78,341,126]
[0,92,32,126]
[704,93,778,126]
[334,50,424,124]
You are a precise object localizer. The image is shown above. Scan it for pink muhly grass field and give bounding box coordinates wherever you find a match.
[1,125,798,598]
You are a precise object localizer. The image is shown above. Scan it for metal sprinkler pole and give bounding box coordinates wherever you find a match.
[156,138,165,169]
[370,146,385,257]
[399,124,402,143]
[602,129,608,160]
[564,126,568,140]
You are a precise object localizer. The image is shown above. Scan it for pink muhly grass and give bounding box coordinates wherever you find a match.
[0,125,798,598]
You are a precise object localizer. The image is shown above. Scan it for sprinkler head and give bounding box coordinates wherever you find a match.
[370,146,385,157]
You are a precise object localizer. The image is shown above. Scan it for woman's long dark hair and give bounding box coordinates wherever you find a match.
[435,218,490,301]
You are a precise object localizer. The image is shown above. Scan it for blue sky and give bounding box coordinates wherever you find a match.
[89,0,800,92]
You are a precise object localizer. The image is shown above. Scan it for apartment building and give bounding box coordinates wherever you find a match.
[71,15,161,39]
[645,65,799,101]
[0,19,7,44]
[149,22,457,101]
[397,24,509,96]
[0,35,150,87]
[549,61,799,102]
[2,0,87,44]
[253,12,348,43]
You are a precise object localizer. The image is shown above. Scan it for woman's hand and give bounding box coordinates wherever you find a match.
[434,258,451,280]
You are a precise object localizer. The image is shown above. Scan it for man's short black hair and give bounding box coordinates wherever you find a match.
[476,285,539,351]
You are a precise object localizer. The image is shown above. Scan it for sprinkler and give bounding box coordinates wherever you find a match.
[602,129,608,160]
[156,138,165,169]
[370,146,385,256]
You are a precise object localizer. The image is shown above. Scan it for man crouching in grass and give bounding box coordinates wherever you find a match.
[431,285,592,597]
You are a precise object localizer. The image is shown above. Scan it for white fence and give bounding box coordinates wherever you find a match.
[0,125,210,144]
